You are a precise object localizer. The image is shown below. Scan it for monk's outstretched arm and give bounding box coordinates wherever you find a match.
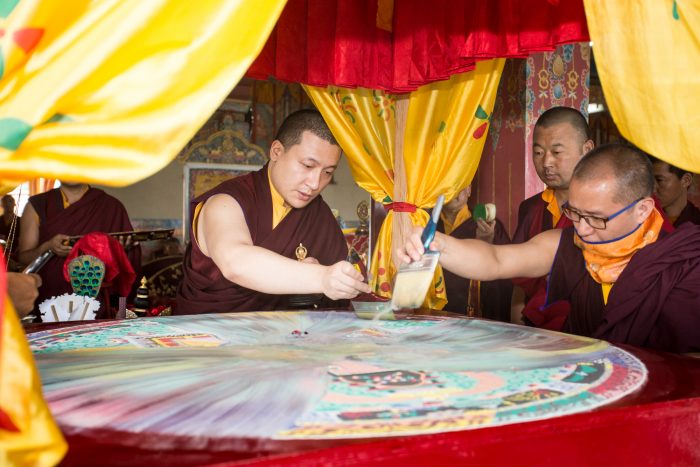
[398,227,562,281]
[199,194,369,300]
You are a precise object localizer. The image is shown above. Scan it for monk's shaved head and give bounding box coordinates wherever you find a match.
[572,143,654,204]
[535,106,591,144]
[274,109,338,149]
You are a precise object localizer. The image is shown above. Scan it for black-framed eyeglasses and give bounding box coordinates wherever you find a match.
[562,198,643,230]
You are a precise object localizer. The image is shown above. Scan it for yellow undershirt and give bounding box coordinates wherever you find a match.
[601,283,613,304]
[268,170,291,229]
[440,205,472,235]
[60,186,89,209]
[541,188,561,227]
[191,172,291,245]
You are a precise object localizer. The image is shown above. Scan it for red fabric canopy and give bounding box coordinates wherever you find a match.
[247,0,589,92]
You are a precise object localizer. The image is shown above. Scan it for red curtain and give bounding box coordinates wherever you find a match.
[247,0,589,92]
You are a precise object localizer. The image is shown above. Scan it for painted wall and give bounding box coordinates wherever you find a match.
[474,44,591,237]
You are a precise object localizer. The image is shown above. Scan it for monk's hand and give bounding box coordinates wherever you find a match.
[48,234,72,256]
[116,234,137,251]
[322,261,370,300]
[301,257,320,265]
[7,272,41,317]
[396,226,447,264]
[475,219,496,244]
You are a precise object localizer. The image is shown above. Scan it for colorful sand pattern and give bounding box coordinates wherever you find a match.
[29,312,646,447]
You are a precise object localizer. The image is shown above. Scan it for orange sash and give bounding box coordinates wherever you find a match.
[541,188,561,227]
[573,208,664,284]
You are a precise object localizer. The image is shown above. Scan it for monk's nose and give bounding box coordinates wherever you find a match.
[575,218,595,237]
[543,151,554,167]
[306,170,321,191]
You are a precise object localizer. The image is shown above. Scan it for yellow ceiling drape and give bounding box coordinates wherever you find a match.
[584,0,700,171]
[306,58,504,309]
[0,0,287,187]
[0,1,286,463]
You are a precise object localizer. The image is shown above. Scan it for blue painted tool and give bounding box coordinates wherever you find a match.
[420,194,445,250]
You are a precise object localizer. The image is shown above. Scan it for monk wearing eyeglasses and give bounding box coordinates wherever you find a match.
[399,144,700,353]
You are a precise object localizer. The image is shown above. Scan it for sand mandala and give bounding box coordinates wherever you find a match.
[29,312,646,449]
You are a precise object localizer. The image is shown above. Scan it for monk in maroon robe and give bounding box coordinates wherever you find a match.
[511,107,593,329]
[175,109,368,315]
[651,157,700,227]
[400,144,700,353]
[545,224,700,352]
[177,164,350,313]
[435,187,512,321]
[18,184,140,317]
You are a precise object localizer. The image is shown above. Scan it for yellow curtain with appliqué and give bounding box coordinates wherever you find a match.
[0,267,66,465]
[0,0,287,189]
[584,0,700,171]
[305,59,505,309]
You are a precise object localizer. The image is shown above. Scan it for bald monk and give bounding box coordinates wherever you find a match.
[400,144,700,353]
[511,107,593,329]
[175,109,369,315]
[18,182,140,316]
[650,157,700,227]
[436,186,512,321]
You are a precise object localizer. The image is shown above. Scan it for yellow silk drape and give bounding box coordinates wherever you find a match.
[584,0,700,171]
[0,1,286,464]
[0,293,66,465]
[306,59,504,309]
[0,0,287,187]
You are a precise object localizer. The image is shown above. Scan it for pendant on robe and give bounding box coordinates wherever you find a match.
[295,243,308,261]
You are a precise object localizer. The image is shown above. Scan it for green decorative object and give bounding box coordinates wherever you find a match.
[473,203,496,222]
[67,255,106,298]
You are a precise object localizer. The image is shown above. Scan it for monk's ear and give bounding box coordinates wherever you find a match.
[582,139,594,156]
[269,140,285,162]
[635,197,655,223]
[681,172,693,190]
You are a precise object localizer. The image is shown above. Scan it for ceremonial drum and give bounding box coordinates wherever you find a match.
[28,311,650,462]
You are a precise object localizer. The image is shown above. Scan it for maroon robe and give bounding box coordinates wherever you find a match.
[512,192,562,245]
[175,165,348,315]
[512,193,673,330]
[29,188,139,315]
[512,192,572,330]
[673,201,700,227]
[437,216,512,322]
[546,225,700,353]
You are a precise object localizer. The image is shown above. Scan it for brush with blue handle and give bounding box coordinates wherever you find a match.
[420,194,445,250]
